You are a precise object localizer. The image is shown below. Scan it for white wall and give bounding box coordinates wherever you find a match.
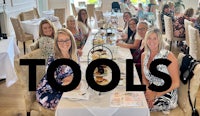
[0,0,36,35]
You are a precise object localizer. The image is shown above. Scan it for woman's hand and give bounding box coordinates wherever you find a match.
[77,49,83,57]
[61,75,81,90]
[62,75,73,86]
[145,89,157,108]
[121,33,128,40]
[116,41,124,47]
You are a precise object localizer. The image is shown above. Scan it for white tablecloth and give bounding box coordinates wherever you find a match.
[42,10,54,17]
[103,12,124,29]
[0,37,20,87]
[21,17,62,40]
[55,30,150,116]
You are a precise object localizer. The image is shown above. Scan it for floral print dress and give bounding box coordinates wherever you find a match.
[74,29,85,49]
[143,49,178,113]
[36,55,73,110]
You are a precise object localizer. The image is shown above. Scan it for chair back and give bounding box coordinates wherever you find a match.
[95,10,104,21]
[188,25,200,60]
[184,19,194,47]
[156,10,162,32]
[71,3,77,17]
[111,2,121,12]
[33,7,40,18]
[20,10,35,21]
[54,8,66,25]
[87,4,95,20]
[10,17,26,42]
[164,15,173,41]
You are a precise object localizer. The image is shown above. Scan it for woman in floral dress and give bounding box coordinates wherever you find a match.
[66,15,85,57]
[36,28,79,110]
[30,19,56,57]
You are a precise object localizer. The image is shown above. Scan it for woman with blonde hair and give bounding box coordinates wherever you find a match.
[36,28,79,110]
[141,28,180,113]
[66,15,85,56]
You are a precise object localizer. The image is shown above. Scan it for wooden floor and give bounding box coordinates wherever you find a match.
[1,33,200,115]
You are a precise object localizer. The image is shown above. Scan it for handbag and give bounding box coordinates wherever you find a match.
[180,54,199,116]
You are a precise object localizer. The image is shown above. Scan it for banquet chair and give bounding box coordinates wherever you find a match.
[188,25,200,61]
[95,10,104,21]
[10,17,34,54]
[155,10,166,39]
[71,3,78,17]
[20,10,35,21]
[33,7,40,19]
[184,19,194,48]
[95,10,105,28]
[54,8,66,26]
[155,10,162,32]
[164,15,184,51]
[151,52,200,116]
[87,4,95,21]
[14,49,54,116]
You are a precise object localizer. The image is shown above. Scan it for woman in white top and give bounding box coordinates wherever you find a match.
[77,9,91,40]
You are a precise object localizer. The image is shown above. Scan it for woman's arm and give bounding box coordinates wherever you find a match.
[155,52,180,97]
[116,39,141,49]
[141,53,150,86]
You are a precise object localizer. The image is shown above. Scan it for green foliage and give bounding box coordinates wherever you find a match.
[130,0,148,5]
[174,0,185,9]
[87,0,98,4]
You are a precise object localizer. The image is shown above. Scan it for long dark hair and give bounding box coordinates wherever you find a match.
[77,9,89,27]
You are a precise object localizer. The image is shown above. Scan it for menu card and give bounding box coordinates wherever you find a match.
[110,92,144,107]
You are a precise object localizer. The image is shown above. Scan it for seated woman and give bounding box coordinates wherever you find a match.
[117,21,148,81]
[135,3,146,21]
[29,19,56,57]
[117,11,132,33]
[141,28,180,113]
[120,0,134,12]
[77,9,91,41]
[117,17,138,54]
[66,15,85,57]
[161,4,174,33]
[173,8,195,38]
[36,28,79,110]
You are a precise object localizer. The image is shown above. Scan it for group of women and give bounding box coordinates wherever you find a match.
[31,3,181,114]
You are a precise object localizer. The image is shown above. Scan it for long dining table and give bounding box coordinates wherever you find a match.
[55,29,150,116]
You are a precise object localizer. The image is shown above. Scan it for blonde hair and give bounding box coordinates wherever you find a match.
[167,1,174,9]
[39,19,56,38]
[54,28,78,63]
[66,15,78,30]
[144,28,165,53]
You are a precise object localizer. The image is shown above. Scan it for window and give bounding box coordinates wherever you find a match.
[131,0,149,5]
[74,0,99,8]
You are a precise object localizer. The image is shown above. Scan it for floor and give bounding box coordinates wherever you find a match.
[1,24,200,115]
